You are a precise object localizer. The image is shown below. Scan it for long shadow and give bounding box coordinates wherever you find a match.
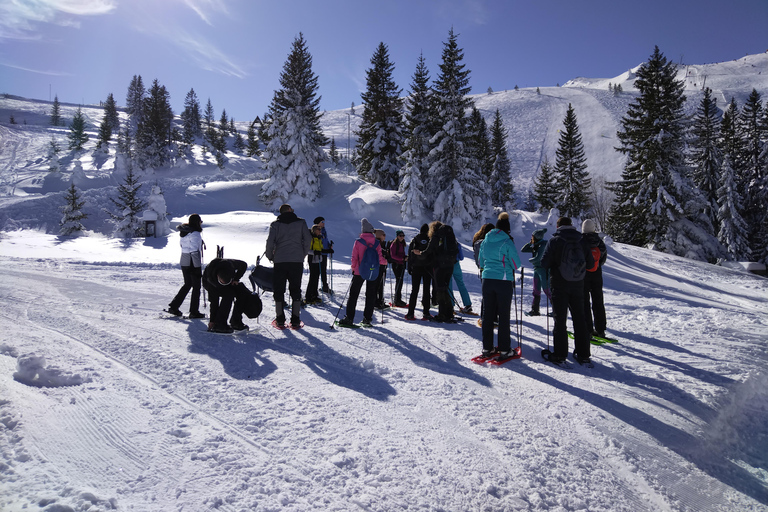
[514,361,768,505]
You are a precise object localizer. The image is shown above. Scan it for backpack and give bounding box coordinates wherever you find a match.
[559,237,586,281]
[436,226,459,268]
[587,246,601,272]
[357,238,381,281]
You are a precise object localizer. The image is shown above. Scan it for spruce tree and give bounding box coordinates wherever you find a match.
[429,28,486,230]
[181,88,202,150]
[216,110,229,152]
[554,103,591,218]
[96,114,112,152]
[136,79,173,168]
[329,137,340,164]
[716,153,749,260]
[233,130,245,153]
[108,164,146,238]
[608,46,720,261]
[203,99,218,153]
[246,121,260,157]
[737,89,767,259]
[50,95,62,126]
[126,75,145,132]
[533,157,558,212]
[399,52,432,223]
[468,106,493,181]
[355,42,404,189]
[60,183,88,235]
[489,108,513,207]
[103,93,120,135]
[260,32,327,206]
[68,107,89,151]
[688,87,722,231]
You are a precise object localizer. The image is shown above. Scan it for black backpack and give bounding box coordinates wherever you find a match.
[559,237,586,281]
[436,226,459,269]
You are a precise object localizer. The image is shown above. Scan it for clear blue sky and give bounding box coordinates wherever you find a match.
[1,0,766,123]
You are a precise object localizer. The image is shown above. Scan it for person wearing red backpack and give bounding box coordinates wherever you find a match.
[582,219,608,338]
[339,218,383,327]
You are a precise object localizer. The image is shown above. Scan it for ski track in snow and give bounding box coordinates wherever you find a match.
[1,251,767,511]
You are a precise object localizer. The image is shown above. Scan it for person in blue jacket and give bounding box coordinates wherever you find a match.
[521,228,550,316]
[477,212,522,358]
[449,244,473,314]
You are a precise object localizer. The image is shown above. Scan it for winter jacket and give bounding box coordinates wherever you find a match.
[421,224,459,269]
[179,224,204,268]
[377,239,389,265]
[478,229,521,281]
[582,232,608,271]
[521,238,547,269]
[408,233,431,270]
[351,232,384,276]
[388,239,407,265]
[265,211,312,264]
[540,226,595,287]
[202,258,247,293]
[473,239,483,268]
[309,235,324,264]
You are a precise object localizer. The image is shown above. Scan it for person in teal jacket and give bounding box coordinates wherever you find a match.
[521,228,550,316]
[477,213,522,358]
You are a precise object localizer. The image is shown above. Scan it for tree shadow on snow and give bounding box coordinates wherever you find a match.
[515,356,768,506]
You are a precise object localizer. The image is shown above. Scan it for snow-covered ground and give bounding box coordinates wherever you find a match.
[0,52,767,511]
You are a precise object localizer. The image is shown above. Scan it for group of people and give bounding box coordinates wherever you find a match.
[165,208,608,365]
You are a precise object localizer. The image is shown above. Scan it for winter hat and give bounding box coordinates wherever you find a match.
[314,216,324,224]
[582,219,596,234]
[532,228,547,240]
[361,218,375,233]
[420,223,429,235]
[395,229,404,236]
[496,212,511,233]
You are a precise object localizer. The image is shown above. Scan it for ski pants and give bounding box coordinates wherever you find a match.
[448,261,471,308]
[306,256,321,301]
[273,262,303,305]
[583,270,606,333]
[551,282,590,360]
[170,265,202,314]
[376,264,388,305]
[433,266,454,319]
[481,278,513,353]
[391,263,406,302]
[346,273,377,322]
[407,266,432,316]
[208,282,251,328]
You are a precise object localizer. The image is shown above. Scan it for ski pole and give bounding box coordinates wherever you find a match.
[512,269,518,352]
[329,278,353,329]
[546,274,551,352]
[201,243,207,307]
[518,267,524,352]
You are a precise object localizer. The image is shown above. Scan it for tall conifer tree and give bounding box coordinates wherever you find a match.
[68,107,89,151]
[60,183,88,235]
[489,109,513,208]
[260,33,327,205]
[554,103,590,218]
[533,157,558,212]
[50,95,62,126]
[355,42,404,189]
[103,93,120,135]
[737,89,767,259]
[688,87,722,231]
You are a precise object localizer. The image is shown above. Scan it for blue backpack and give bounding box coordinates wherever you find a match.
[357,238,381,281]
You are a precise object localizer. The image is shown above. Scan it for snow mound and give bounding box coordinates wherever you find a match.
[13,354,91,388]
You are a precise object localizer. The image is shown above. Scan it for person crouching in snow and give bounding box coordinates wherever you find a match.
[203,258,251,333]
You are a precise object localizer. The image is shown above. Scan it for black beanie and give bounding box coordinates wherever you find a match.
[314,216,324,224]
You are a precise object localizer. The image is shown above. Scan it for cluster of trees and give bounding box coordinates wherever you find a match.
[606,47,767,263]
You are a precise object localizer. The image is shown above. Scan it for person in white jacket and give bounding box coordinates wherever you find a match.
[167,214,206,318]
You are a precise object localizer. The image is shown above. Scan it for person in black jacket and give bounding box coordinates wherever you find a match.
[203,258,250,333]
[416,221,458,323]
[405,224,432,320]
[540,217,595,364]
[581,219,608,338]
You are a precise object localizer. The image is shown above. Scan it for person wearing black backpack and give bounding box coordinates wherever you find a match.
[339,218,383,327]
[581,219,608,338]
[405,224,432,320]
[417,221,459,323]
[540,217,595,365]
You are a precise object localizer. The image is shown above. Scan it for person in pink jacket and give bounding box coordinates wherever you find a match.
[339,218,384,327]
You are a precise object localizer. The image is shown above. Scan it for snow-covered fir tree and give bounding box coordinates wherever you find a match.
[246,122,260,157]
[467,106,493,181]
[687,87,722,231]
[108,162,146,238]
[355,42,404,190]
[50,95,62,126]
[181,88,202,152]
[716,153,749,261]
[136,79,173,169]
[329,137,340,164]
[736,89,767,260]
[398,52,432,223]
[233,130,245,154]
[260,32,327,207]
[608,46,721,261]
[126,75,145,133]
[489,108,513,208]
[59,183,88,235]
[95,113,112,152]
[68,107,89,151]
[103,93,120,135]
[428,28,487,231]
[203,99,219,154]
[533,156,558,212]
[218,110,230,151]
[554,103,590,218]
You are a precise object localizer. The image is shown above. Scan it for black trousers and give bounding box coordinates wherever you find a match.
[170,265,202,313]
[481,279,513,352]
[346,274,377,322]
[433,266,454,318]
[376,264,387,304]
[306,257,321,300]
[391,263,406,302]
[208,282,251,327]
[407,266,432,316]
[320,256,329,288]
[551,282,590,360]
[584,271,606,333]
[273,262,303,304]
